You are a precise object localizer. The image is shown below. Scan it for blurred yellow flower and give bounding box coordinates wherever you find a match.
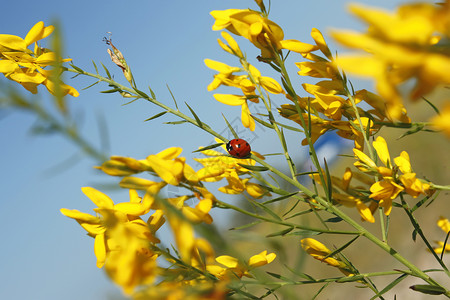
[60,187,160,269]
[332,3,450,120]
[433,217,450,254]
[430,101,450,138]
[0,21,78,97]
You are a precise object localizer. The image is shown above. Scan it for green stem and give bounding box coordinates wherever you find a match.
[251,155,449,295]
[215,199,359,235]
[400,195,450,276]
[67,68,228,143]
[67,66,450,297]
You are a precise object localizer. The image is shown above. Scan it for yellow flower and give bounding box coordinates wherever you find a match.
[207,251,276,280]
[217,31,243,58]
[301,238,352,275]
[60,187,160,269]
[430,101,450,138]
[331,3,450,120]
[211,9,284,58]
[97,147,198,186]
[433,217,450,254]
[369,179,404,215]
[0,21,78,96]
[103,218,158,295]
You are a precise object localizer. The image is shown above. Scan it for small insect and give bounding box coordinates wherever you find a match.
[226,138,251,158]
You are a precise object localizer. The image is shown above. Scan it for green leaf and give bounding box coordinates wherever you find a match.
[166,84,179,110]
[192,143,224,153]
[251,114,274,129]
[272,120,303,132]
[412,228,418,242]
[101,62,112,78]
[69,64,84,73]
[266,227,294,237]
[148,86,156,99]
[370,274,407,300]
[410,284,446,295]
[266,271,295,283]
[185,102,203,128]
[281,76,295,98]
[262,192,298,205]
[324,236,359,260]
[101,87,123,94]
[133,88,149,99]
[397,123,425,139]
[237,164,269,172]
[164,120,188,125]
[294,171,318,177]
[249,199,282,221]
[422,97,440,115]
[222,114,238,139]
[284,265,316,281]
[285,208,314,219]
[323,157,332,201]
[144,111,167,122]
[325,216,343,223]
[312,283,330,300]
[92,60,99,74]
[287,230,321,237]
[229,221,263,231]
[82,80,100,90]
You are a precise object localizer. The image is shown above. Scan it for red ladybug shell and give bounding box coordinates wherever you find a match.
[226,139,251,158]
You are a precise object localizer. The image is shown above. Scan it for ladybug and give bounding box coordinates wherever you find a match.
[226,138,251,158]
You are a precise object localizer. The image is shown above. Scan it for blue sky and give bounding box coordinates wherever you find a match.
[0,1,410,299]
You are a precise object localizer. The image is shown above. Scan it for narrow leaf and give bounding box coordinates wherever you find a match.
[69,64,84,73]
[410,284,446,295]
[100,88,122,94]
[266,271,295,283]
[262,192,298,205]
[397,124,425,139]
[222,114,238,139]
[272,120,303,132]
[166,84,179,110]
[133,88,149,99]
[185,102,203,128]
[164,120,188,125]
[229,221,263,231]
[266,227,294,237]
[422,97,440,115]
[92,60,99,74]
[144,111,167,122]
[312,283,330,300]
[370,274,407,300]
[323,157,332,201]
[237,164,269,172]
[251,114,274,129]
[249,199,281,221]
[148,86,156,99]
[295,171,318,177]
[193,143,224,153]
[325,216,343,223]
[82,80,100,90]
[324,236,359,260]
[101,62,112,78]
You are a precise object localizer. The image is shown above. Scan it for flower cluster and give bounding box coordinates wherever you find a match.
[332,2,450,121]
[0,21,78,97]
[61,146,275,296]
[353,136,433,215]
[278,28,411,150]
[433,217,450,254]
[301,238,354,276]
